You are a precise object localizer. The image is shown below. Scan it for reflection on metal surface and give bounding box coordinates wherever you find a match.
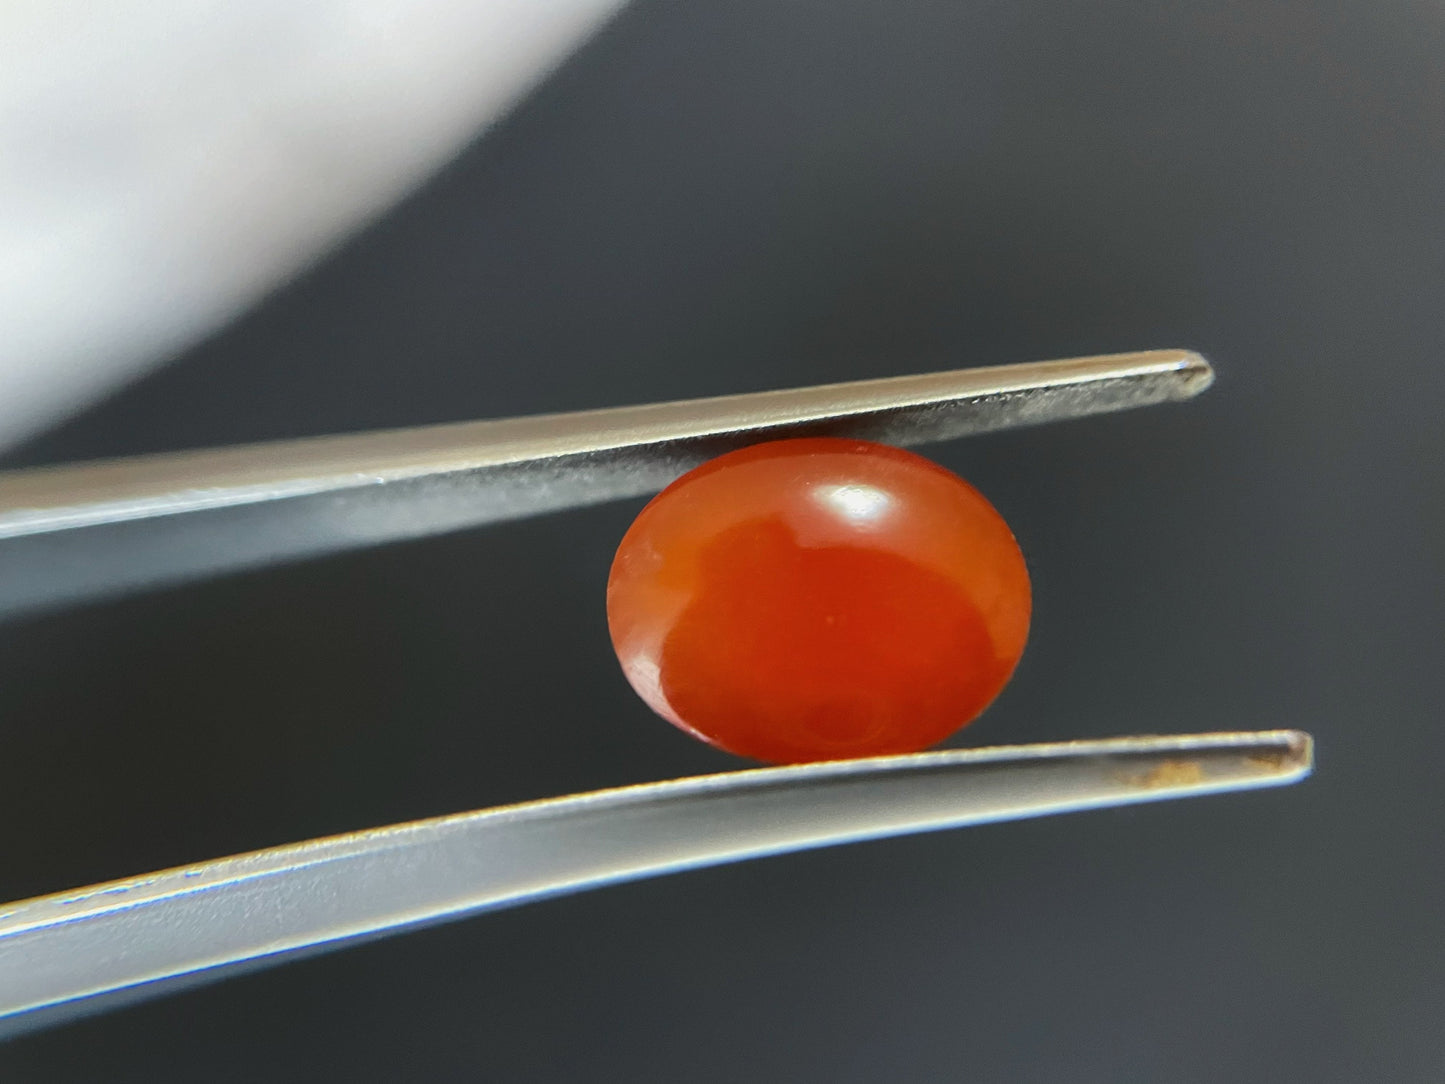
[0,728,1308,1037]
[0,349,1212,614]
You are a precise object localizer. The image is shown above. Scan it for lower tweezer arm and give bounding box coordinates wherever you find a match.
[0,729,1309,1037]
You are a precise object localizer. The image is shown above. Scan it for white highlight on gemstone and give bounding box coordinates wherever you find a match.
[622,651,690,734]
[815,483,894,526]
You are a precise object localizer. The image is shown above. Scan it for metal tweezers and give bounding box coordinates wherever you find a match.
[0,349,1313,1036]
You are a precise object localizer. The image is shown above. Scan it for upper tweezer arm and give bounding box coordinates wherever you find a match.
[0,349,1211,615]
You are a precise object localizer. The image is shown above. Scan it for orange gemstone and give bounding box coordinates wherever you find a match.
[606,438,1031,764]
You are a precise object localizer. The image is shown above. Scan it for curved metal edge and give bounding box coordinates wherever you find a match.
[0,350,1211,538]
[0,350,1212,618]
[0,729,1308,1037]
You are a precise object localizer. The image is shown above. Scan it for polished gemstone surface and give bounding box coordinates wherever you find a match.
[607,438,1031,763]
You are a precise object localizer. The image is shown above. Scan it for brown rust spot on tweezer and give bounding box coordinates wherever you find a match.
[1116,759,1207,790]
[1246,750,1293,773]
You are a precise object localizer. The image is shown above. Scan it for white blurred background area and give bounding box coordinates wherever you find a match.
[0,0,624,451]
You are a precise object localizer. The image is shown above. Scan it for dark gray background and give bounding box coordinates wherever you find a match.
[2,1,1442,1080]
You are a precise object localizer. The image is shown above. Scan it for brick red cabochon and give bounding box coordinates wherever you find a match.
[607,438,1030,764]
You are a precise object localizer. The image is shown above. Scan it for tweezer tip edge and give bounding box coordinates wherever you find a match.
[1286,729,1315,774]
[1251,729,1314,784]
[1174,349,1215,394]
